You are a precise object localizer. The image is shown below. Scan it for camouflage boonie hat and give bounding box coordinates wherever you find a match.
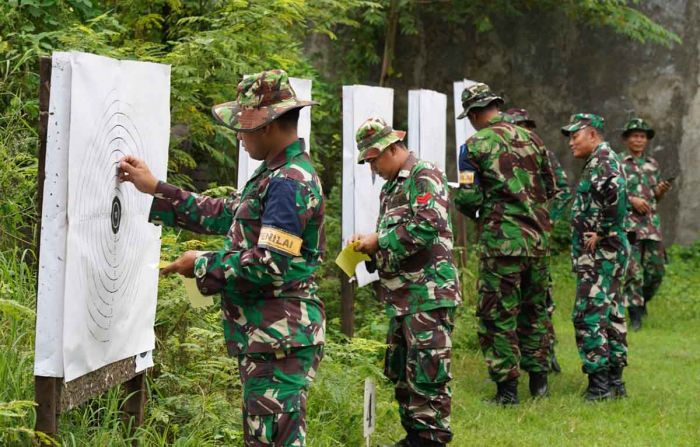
[355,117,406,164]
[212,69,318,132]
[457,82,504,119]
[506,107,536,129]
[622,117,655,140]
[561,113,605,136]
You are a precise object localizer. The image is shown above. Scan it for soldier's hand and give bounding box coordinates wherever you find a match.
[656,180,672,198]
[583,232,600,252]
[160,250,197,278]
[354,233,379,255]
[118,155,159,195]
[630,197,651,215]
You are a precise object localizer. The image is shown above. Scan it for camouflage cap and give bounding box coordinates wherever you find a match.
[211,69,318,132]
[561,113,605,136]
[506,107,536,129]
[355,117,406,164]
[622,117,655,140]
[457,82,504,120]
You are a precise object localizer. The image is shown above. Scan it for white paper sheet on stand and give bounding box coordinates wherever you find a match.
[236,77,312,190]
[34,52,72,377]
[61,52,169,381]
[341,85,394,287]
[408,89,447,172]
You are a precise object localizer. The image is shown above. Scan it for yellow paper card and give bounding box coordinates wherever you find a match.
[335,243,371,278]
[183,277,214,309]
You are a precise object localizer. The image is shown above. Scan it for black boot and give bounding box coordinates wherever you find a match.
[393,431,445,447]
[490,378,519,405]
[629,306,642,331]
[529,372,549,398]
[551,351,562,373]
[585,371,611,401]
[609,366,627,398]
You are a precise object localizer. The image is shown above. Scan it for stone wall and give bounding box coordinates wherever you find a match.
[310,0,699,244]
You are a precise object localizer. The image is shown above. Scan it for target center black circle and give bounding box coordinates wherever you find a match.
[111,196,122,234]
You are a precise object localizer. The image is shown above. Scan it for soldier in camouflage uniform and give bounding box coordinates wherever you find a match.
[119,70,325,446]
[561,113,629,400]
[349,117,460,447]
[454,84,557,405]
[507,107,573,373]
[620,118,672,330]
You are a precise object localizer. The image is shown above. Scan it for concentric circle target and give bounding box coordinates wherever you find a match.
[74,90,150,343]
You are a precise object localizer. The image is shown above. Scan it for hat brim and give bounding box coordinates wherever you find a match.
[357,129,406,164]
[622,128,655,140]
[561,122,588,137]
[212,99,318,132]
[456,96,504,120]
[516,119,537,129]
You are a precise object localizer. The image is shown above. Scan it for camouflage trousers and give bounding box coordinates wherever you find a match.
[545,273,557,348]
[238,345,323,446]
[573,267,627,374]
[385,307,455,444]
[476,256,551,383]
[624,239,666,309]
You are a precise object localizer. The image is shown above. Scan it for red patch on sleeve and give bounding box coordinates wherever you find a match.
[417,192,432,205]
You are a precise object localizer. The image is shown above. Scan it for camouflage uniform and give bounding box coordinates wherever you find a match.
[454,85,557,387]
[562,114,629,375]
[621,119,666,313]
[356,118,461,445]
[150,70,325,446]
[507,108,573,364]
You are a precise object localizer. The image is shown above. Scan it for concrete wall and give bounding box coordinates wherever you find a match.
[311,0,699,244]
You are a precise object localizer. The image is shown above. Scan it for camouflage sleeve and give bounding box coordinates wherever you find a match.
[539,145,557,203]
[376,168,449,269]
[454,143,483,219]
[194,178,312,294]
[547,150,572,222]
[592,165,626,237]
[149,181,239,235]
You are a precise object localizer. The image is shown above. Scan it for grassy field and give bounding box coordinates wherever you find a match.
[1,246,699,446]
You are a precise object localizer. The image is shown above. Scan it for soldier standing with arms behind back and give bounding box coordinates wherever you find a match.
[349,117,461,447]
[119,69,326,446]
[454,84,556,405]
[620,118,672,330]
[561,113,629,401]
[507,107,573,373]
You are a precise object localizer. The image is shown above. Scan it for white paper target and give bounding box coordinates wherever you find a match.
[35,52,72,377]
[341,85,394,287]
[236,77,312,190]
[408,89,447,172]
[58,52,169,381]
[453,80,478,179]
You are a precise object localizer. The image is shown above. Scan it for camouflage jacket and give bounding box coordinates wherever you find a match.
[374,153,461,317]
[571,142,629,273]
[622,154,663,241]
[149,139,326,355]
[454,113,556,258]
[547,149,573,222]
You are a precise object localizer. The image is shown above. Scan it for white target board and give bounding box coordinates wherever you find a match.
[237,77,313,190]
[453,80,478,179]
[35,52,170,381]
[408,89,447,172]
[342,85,393,287]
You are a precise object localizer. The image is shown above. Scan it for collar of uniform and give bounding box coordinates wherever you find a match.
[265,138,305,171]
[487,112,512,127]
[396,152,418,179]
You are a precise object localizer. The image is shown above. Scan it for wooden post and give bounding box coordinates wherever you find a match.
[34,375,61,436]
[340,273,355,337]
[123,372,147,438]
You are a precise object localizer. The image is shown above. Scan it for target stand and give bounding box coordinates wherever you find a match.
[34,56,148,441]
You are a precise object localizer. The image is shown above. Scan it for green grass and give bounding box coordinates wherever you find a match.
[1,247,700,446]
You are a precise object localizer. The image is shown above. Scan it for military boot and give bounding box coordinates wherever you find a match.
[489,378,519,405]
[585,371,611,401]
[629,306,642,331]
[609,366,627,398]
[529,372,549,398]
[392,431,445,447]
